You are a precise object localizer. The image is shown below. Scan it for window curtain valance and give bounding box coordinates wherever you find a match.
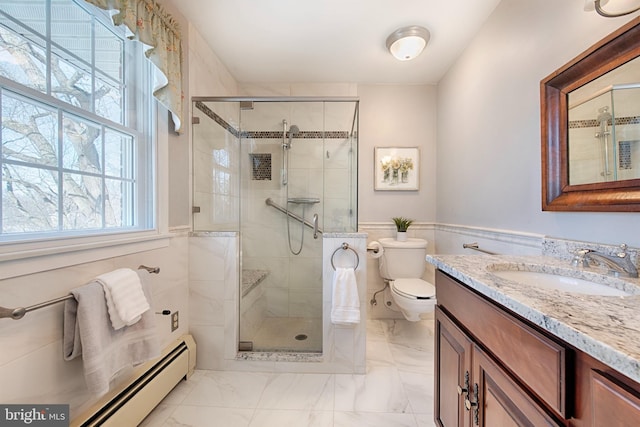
[84,0,183,131]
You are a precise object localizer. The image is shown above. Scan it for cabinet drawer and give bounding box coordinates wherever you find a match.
[436,270,568,418]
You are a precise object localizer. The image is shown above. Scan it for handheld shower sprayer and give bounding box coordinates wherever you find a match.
[597,106,612,133]
[595,106,613,178]
[281,121,299,186]
[285,124,299,150]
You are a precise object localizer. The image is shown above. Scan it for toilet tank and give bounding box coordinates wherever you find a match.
[378,237,428,279]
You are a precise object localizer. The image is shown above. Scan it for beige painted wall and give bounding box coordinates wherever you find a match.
[163,0,192,229]
[436,0,640,247]
[357,84,437,224]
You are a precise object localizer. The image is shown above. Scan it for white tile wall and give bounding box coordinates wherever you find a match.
[188,234,237,370]
[0,232,190,419]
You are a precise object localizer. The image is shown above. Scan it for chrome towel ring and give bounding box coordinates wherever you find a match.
[331,242,360,271]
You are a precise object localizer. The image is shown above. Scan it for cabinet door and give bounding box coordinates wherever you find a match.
[573,350,640,426]
[471,345,561,427]
[435,307,473,427]
[591,370,640,426]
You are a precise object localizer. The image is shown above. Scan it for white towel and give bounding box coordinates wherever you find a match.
[96,268,150,330]
[331,267,360,325]
[63,270,160,397]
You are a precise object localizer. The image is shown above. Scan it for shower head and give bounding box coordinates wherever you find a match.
[597,106,612,122]
[596,106,612,134]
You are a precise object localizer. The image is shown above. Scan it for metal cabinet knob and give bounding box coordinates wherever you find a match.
[464,398,478,410]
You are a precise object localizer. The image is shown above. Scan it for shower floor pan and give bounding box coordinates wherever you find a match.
[250,317,322,353]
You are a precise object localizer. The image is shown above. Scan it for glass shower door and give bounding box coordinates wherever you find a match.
[191,97,358,354]
[239,101,325,352]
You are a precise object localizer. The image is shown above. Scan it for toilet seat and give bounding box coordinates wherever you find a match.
[391,278,436,300]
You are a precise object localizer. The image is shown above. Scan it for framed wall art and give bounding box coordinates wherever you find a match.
[374,147,419,191]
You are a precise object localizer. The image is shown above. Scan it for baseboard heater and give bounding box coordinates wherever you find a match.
[71,334,196,427]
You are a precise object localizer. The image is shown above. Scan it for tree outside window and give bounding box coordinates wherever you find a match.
[0,0,152,240]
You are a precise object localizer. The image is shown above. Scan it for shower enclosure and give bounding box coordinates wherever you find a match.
[568,83,640,185]
[191,97,359,353]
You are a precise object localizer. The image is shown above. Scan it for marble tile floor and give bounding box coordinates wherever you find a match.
[141,318,437,427]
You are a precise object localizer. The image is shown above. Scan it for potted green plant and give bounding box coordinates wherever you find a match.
[392,217,413,241]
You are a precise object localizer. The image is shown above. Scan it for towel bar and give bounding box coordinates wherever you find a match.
[331,242,360,271]
[0,265,160,320]
[462,242,499,255]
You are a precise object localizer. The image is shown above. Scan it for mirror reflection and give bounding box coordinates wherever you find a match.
[568,56,640,185]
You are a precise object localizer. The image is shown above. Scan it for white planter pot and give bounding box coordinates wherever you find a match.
[396,231,407,242]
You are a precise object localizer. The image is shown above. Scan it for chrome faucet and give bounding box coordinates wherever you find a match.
[573,244,639,278]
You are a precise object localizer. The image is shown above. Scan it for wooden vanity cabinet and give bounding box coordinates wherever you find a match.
[435,269,640,426]
[436,307,561,427]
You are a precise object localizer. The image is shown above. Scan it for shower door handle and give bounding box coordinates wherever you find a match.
[313,214,319,239]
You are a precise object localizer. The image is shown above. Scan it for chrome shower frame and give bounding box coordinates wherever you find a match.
[191,96,359,354]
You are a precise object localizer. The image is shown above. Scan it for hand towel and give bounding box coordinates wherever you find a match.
[63,270,160,397]
[331,267,360,325]
[96,268,150,330]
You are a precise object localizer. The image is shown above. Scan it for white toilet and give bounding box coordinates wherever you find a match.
[378,237,436,321]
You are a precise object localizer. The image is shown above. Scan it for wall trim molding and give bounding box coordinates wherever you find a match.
[435,223,543,249]
[358,222,543,250]
[358,221,436,231]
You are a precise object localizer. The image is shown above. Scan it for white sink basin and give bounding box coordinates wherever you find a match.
[490,269,633,296]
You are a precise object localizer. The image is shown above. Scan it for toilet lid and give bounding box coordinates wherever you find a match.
[392,278,436,299]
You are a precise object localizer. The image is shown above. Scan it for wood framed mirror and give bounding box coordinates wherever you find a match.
[541,16,640,211]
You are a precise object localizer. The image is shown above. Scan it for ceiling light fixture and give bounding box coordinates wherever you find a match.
[584,0,640,17]
[386,26,430,61]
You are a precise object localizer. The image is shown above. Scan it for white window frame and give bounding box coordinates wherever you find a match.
[0,0,169,279]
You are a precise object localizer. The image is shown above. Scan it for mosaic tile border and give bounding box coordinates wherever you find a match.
[243,130,349,139]
[195,101,240,137]
[569,115,640,129]
[195,101,350,139]
[235,351,323,362]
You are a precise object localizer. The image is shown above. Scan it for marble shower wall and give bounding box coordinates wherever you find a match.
[188,232,238,371]
[188,233,367,374]
[192,101,241,232]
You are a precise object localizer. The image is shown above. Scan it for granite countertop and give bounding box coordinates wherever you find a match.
[242,269,269,297]
[426,254,640,384]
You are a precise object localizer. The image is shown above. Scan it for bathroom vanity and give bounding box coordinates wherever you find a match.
[428,255,640,426]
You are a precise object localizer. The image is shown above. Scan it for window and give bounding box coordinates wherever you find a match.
[0,0,153,242]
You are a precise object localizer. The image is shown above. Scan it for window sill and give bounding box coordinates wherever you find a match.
[0,232,171,280]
